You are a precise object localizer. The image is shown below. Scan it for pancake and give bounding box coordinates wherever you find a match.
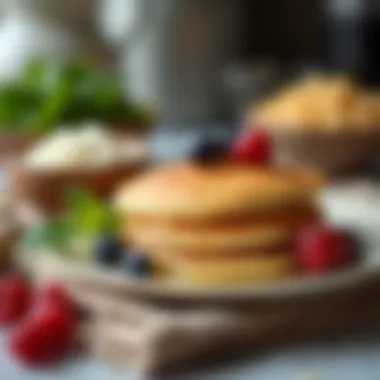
[151,241,292,261]
[129,220,317,255]
[129,201,320,227]
[127,202,319,253]
[129,224,293,253]
[171,252,295,285]
[115,162,325,285]
[115,163,325,220]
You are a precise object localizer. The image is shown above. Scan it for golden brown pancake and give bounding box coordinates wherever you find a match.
[154,242,292,261]
[126,202,319,254]
[115,163,325,220]
[129,202,320,227]
[115,163,325,285]
[129,224,293,253]
[172,252,295,285]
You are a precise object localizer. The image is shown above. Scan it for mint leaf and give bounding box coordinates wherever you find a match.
[22,187,120,259]
[21,218,72,252]
[65,187,120,236]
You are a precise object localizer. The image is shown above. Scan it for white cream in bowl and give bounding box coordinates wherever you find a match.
[24,123,144,169]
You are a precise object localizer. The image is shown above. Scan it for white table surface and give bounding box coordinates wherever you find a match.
[1,330,380,380]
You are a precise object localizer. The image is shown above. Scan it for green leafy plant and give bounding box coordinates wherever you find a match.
[21,188,120,254]
[0,59,153,132]
[21,218,72,253]
[65,187,120,237]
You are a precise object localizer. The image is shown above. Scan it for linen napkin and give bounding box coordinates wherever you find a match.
[70,277,380,373]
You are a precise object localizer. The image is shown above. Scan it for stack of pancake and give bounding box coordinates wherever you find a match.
[115,163,325,285]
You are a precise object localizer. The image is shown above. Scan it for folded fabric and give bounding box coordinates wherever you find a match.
[72,278,380,373]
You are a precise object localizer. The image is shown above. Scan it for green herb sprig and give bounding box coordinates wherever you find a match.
[21,188,120,255]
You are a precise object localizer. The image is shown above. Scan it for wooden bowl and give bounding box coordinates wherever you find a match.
[13,164,143,214]
[12,136,147,215]
[0,132,40,158]
[0,124,150,159]
[270,128,380,174]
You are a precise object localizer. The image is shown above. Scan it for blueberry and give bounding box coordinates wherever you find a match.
[93,235,123,266]
[121,252,152,278]
[190,135,228,163]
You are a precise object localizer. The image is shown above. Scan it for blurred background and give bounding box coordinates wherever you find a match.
[1,0,380,127]
[2,1,380,379]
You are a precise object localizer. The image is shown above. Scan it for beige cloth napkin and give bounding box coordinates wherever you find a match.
[70,278,380,373]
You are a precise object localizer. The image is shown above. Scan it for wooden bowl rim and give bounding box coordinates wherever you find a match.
[15,159,145,177]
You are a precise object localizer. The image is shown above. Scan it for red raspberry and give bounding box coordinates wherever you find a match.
[9,302,77,366]
[296,226,355,274]
[37,281,73,310]
[0,276,31,325]
[231,129,272,164]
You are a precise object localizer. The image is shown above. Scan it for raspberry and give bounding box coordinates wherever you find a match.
[0,276,31,325]
[297,226,355,274]
[9,302,77,366]
[37,281,73,310]
[230,129,272,164]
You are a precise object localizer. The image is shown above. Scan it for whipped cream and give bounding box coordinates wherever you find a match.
[25,123,138,169]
